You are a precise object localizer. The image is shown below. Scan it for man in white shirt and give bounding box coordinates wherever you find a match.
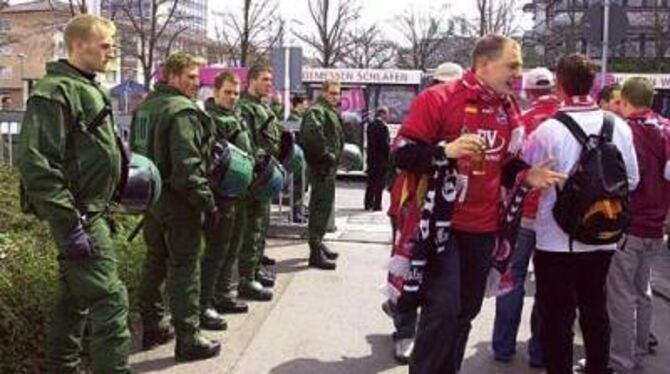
[522,53,639,374]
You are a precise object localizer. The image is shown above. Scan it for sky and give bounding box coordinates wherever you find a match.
[209,0,534,44]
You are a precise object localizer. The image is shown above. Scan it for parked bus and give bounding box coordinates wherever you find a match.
[301,67,424,149]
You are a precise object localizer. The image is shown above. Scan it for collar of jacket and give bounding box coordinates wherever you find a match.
[316,96,336,111]
[242,92,264,103]
[205,97,233,116]
[461,70,509,105]
[563,95,598,111]
[531,94,561,107]
[153,83,195,100]
[627,108,662,126]
[46,60,98,85]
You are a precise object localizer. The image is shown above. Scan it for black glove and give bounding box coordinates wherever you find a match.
[62,223,94,260]
[279,131,295,163]
[210,142,231,178]
[202,204,221,232]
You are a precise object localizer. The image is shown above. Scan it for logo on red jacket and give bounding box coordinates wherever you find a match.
[477,129,506,155]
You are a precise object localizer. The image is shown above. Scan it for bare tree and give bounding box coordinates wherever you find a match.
[293,0,361,67]
[394,7,452,70]
[65,0,88,16]
[457,0,522,37]
[527,0,583,66]
[342,25,396,68]
[650,6,670,59]
[213,0,283,67]
[113,0,193,88]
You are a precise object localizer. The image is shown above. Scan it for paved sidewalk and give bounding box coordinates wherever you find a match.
[652,248,670,301]
[129,181,670,373]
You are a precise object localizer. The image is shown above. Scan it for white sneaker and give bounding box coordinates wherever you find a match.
[394,338,414,365]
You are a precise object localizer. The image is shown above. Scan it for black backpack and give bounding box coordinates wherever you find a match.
[552,112,630,249]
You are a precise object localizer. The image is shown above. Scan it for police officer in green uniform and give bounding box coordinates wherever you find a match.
[132,52,221,361]
[18,15,131,373]
[301,80,344,270]
[236,64,283,300]
[201,71,252,315]
[288,94,309,222]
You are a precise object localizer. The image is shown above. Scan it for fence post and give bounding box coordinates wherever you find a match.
[0,122,5,164]
[8,122,13,167]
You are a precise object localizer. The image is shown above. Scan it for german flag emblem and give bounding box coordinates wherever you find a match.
[464,105,478,115]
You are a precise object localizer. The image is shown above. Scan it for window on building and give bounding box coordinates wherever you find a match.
[644,37,656,57]
[0,19,10,33]
[627,0,643,6]
[0,65,12,79]
[626,38,641,57]
[0,45,12,56]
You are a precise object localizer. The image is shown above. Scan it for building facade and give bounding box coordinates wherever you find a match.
[523,0,670,68]
[0,0,121,107]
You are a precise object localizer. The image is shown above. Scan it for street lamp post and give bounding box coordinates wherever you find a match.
[601,0,610,87]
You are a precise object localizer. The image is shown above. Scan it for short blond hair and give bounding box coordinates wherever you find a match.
[162,52,205,80]
[471,34,518,68]
[622,77,655,109]
[322,80,340,92]
[64,14,116,54]
[214,71,241,90]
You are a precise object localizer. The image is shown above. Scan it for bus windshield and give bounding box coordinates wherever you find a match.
[368,85,417,124]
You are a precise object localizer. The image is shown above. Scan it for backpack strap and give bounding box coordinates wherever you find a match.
[86,105,112,132]
[554,111,589,147]
[600,113,615,142]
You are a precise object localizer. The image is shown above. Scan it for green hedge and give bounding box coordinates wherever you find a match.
[0,165,146,373]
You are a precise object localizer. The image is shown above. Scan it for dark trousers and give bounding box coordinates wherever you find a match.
[364,167,386,210]
[534,250,613,374]
[410,230,495,374]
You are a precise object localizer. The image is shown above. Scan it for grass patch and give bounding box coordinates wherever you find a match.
[0,165,146,373]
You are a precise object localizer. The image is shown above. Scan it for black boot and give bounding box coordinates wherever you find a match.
[309,246,337,270]
[142,319,175,351]
[320,243,339,260]
[292,206,307,223]
[260,265,276,280]
[175,333,221,362]
[214,298,249,314]
[261,255,276,266]
[200,308,228,331]
[256,269,276,288]
[238,279,273,301]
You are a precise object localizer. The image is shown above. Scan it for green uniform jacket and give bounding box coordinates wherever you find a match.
[130,83,215,214]
[300,97,344,171]
[238,93,281,159]
[18,60,122,249]
[204,98,253,155]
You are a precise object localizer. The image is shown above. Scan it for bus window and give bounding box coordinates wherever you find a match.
[373,85,418,124]
[653,89,670,118]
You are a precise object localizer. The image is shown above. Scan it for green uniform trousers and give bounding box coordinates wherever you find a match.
[237,198,271,281]
[291,161,306,210]
[46,216,131,374]
[308,170,336,250]
[201,198,236,308]
[139,207,203,337]
[214,199,247,302]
